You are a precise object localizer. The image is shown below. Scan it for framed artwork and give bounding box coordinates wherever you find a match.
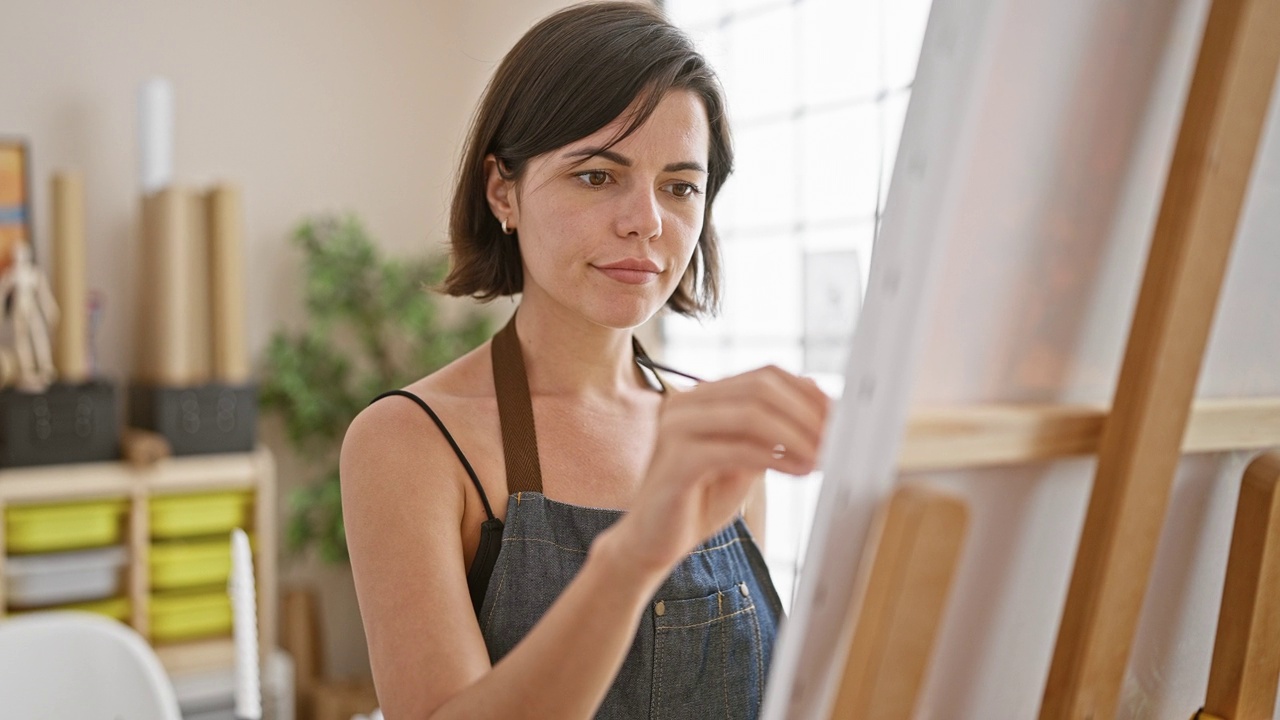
[0,139,33,273]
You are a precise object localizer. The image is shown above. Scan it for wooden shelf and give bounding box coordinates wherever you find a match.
[0,447,277,675]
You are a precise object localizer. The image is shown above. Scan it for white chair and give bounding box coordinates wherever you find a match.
[0,611,183,719]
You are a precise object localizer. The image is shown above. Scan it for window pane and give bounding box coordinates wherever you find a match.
[662,306,727,343]
[799,0,882,105]
[665,0,726,30]
[799,103,881,223]
[722,340,804,376]
[723,4,796,122]
[722,121,797,231]
[728,0,792,17]
[801,221,876,297]
[664,340,731,382]
[719,234,803,341]
[884,0,933,88]
[682,24,731,78]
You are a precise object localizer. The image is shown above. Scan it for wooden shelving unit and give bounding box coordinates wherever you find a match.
[0,447,277,676]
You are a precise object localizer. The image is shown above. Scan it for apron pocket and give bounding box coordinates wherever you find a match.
[650,583,764,720]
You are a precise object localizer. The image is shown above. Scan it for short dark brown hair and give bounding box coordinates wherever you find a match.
[442,1,730,317]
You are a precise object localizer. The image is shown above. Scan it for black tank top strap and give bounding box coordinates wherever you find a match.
[368,390,496,522]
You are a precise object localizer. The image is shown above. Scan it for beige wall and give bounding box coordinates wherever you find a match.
[0,0,595,678]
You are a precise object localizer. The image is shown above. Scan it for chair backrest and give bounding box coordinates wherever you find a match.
[0,611,183,720]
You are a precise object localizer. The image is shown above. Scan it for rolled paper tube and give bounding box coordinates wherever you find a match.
[139,78,173,194]
[52,172,89,382]
[138,187,195,384]
[206,185,250,383]
[187,190,211,383]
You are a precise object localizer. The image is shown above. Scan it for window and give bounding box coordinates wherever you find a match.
[661,0,933,608]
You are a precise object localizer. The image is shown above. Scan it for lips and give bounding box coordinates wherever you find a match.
[593,258,662,285]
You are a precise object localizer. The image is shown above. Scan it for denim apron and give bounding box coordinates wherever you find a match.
[483,314,784,719]
[372,314,785,718]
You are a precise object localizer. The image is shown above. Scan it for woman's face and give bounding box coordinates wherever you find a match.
[494,89,711,330]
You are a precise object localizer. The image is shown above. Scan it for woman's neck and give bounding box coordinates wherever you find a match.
[511,298,651,400]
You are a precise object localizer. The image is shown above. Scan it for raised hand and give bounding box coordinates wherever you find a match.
[609,365,831,577]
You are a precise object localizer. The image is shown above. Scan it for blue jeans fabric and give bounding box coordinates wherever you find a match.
[478,492,784,719]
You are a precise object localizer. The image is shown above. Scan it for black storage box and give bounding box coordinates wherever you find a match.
[0,380,121,467]
[129,382,258,456]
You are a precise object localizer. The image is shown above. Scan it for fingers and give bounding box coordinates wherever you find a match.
[670,363,829,458]
[687,365,830,433]
[681,435,815,479]
[660,366,831,476]
[664,399,820,474]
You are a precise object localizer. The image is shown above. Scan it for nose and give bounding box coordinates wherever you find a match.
[614,185,662,241]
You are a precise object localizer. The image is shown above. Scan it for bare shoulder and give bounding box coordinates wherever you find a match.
[339,340,494,502]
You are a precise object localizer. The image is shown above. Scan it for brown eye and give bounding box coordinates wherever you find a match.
[667,182,701,199]
[576,170,610,187]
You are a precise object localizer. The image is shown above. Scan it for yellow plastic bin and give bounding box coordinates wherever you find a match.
[150,534,254,590]
[150,588,232,642]
[64,596,131,621]
[149,491,252,539]
[4,500,128,553]
[6,596,131,622]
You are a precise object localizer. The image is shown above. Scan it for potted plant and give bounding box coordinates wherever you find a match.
[261,214,491,562]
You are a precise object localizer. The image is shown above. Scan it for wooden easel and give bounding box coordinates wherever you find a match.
[825,0,1280,716]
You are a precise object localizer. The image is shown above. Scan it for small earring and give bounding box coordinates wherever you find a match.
[501,218,514,235]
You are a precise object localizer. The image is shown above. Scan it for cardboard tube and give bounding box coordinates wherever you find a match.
[139,186,194,384]
[52,172,89,382]
[187,190,211,382]
[206,184,249,383]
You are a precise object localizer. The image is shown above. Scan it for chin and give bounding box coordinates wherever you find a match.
[581,293,662,330]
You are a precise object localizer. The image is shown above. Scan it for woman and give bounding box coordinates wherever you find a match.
[340,3,830,718]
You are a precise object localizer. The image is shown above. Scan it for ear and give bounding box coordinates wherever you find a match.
[484,154,519,231]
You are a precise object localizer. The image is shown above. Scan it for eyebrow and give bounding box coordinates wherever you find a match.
[563,147,707,175]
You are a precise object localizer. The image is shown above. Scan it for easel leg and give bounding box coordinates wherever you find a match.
[1202,450,1280,718]
[831,485,968,718]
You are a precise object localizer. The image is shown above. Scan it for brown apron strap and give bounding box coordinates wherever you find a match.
[491,310,668,495]
[492,312,544,494]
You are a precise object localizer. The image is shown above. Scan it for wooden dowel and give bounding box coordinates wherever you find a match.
[1203,450,1280,718]
[1040,0,1280,715]
[899,397,1280,472]
[831,485,968,718]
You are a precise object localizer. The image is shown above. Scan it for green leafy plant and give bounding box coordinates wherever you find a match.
[260,214,491,563]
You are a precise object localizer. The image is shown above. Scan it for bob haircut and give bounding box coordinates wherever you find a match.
[443,1,730,317]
